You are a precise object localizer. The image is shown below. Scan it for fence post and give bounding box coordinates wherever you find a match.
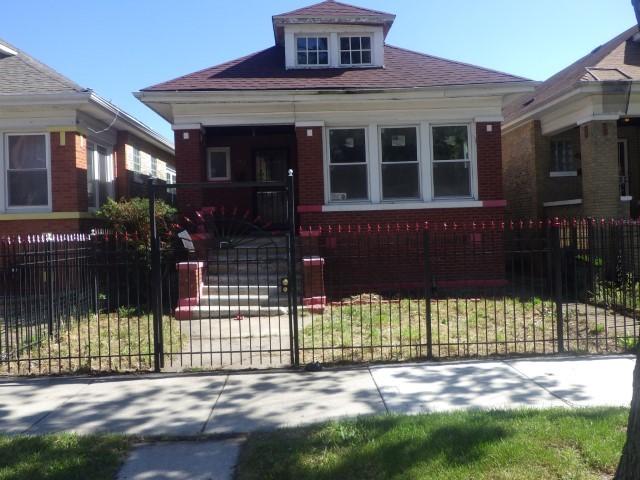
[46,237,55,337]
[551,220,565,353]
[148,179,163,372]
[287,169,300,367]
[423,228,433,360]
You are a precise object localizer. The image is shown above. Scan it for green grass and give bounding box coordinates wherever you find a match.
[236,408,629,480]
[0,434,129,480]
[1,313,186,375]
[300,295,631,364]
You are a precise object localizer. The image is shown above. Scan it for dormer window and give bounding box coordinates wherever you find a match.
[296,36,329,66]
[340,36,372,66]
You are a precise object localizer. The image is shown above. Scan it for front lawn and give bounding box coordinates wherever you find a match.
[0,434,129,480]
[236,408,628,480]
[1,313,185,375]
[300,295,635,363]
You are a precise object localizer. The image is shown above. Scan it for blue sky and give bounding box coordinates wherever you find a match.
[1,0,636,141]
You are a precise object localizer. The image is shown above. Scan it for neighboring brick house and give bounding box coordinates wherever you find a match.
[503,23,640,220]
[0,38,175,237]
[137,0,531,230]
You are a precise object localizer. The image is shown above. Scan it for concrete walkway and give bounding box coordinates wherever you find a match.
[0,355,635,437]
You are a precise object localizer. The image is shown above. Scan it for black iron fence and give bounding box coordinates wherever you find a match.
[1,219,639,375]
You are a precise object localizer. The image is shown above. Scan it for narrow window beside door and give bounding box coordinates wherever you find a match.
[207,147,231,181]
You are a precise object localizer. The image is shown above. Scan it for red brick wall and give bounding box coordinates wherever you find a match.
[295,127,324,206]
[476,122,503,200]
[115,130,129,199]
[175,129,204,212]
[51,131,88,213]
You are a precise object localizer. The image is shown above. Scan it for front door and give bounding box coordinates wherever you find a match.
[254,149,288,227]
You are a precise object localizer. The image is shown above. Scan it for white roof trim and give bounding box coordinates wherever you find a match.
[0,43,17,57]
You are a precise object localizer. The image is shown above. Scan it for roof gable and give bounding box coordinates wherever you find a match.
[272,0,395,44]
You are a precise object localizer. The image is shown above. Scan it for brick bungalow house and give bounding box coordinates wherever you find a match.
[136,0,531,230]
[0,37,175,237]
[502,23,640,220]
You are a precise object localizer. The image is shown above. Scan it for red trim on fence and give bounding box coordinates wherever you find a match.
[482,200,507,208]
[297,205,323,213]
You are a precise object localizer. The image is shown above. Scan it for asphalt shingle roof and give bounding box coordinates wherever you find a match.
[0,37,86,96]
[504,25,640,123]
[273,0,394,20]
[143,44,528,92]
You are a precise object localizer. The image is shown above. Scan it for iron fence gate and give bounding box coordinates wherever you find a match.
[148,173,300,372]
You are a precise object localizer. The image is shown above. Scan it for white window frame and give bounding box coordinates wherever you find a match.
[150,155,158,178]
[324,127,370,203]
[339,34,373,67]
[430,124,476,201]
[132,146,141,173]
[295,35,330,68]
[207,147,231,181]
[378,125,421,201]
[86,141,115,211]
[1,132,52,213]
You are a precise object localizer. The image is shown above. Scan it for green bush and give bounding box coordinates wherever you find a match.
[96,198,176,246]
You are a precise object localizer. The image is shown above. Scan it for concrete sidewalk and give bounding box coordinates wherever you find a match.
[0,355,635,437]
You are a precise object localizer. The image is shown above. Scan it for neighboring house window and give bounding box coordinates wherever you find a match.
[328,128,368,201]
[166,167,176,198]
[380,126,420,199]
[297,36,329,66]
[551,140,576,173]
[132,147,141,173]
[5,133,50,209]
[432,125,472,198]
[340,36,372,65]
[87,142,114,210]
[150,156,157,178]
[207,147,231,181]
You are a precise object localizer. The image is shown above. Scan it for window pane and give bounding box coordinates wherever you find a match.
[87,145,96,208]
[329,129,366,164]
[8,135,46,169]
[341,52,350,64]
[308,37,318,51]
[319,52,329,64]
[340,37,350,50]
[297,37,306,50]
[351,37,361,49]
[381,127,417,163]
[382,164,419,199]
[308,52,318,64]
[352,51,361,64]
[8,170,48,206]
[362,51,371,64]
[433,161,471,197]
[330,164,368,200]
[362,37,371,49]
[433,126,469,161]
[318,37,328,50]
[209,151,228,178]
[297,52,308,65]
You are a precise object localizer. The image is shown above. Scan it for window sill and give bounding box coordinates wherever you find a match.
[621,196,633,202]
[543,199,582,207]
[322,200,484,212]
[549,171,578,178]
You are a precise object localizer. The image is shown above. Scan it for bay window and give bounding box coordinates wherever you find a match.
[432,125,472,198]
[328,128,368,201]
[380,127,420,200]
[87,142,115,210]
[5,133,50,209]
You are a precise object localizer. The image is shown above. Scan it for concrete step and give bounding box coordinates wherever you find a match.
[207,275,287,285]
[207,262,288,275]
[200,293,274,307]
[207,251,289,263]
[201,285,281,296]
[177,305,289,320]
